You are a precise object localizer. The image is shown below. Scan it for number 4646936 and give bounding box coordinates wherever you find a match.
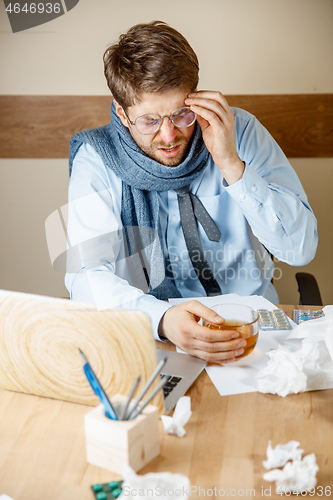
[6,3,61,14]
[277,486,331,496]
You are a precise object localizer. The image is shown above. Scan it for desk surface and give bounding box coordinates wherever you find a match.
[0,305,331,500]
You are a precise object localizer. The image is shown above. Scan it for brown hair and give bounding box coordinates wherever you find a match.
[103,21,199,110]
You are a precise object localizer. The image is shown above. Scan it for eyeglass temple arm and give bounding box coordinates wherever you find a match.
[122,109,136,126]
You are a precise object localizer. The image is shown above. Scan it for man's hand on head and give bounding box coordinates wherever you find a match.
[158,300,246,364]
[185,91,245,185]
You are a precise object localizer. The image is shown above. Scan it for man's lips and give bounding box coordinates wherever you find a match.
[158,144,182,158]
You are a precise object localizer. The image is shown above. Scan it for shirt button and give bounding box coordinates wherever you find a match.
[172,215,177,222]
[251,185,257,192]
[179,281,184,286]
[274,215,279,222]
[239,193,245,200]
[174,256,179,262]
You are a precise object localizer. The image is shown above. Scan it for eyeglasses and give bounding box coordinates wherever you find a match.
[124,106,196,135]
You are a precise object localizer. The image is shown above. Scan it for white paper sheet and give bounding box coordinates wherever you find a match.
[169,294,302,396]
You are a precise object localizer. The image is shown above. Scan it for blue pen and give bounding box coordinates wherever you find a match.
[78,348,118,420]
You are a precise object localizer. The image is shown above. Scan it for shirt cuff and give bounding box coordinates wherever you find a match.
[223,164,269,210]
[136,295,173,342]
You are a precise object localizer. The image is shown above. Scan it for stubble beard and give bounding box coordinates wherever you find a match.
[136,137,190,167]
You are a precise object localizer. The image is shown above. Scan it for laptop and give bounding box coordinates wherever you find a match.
[0,289,206,414]
[156,349,206,413]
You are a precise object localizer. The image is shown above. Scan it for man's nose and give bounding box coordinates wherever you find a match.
[158,117,178,143]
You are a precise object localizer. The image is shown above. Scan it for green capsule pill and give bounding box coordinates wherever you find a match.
[112,488,122,498]
[92,484,103,492]
[96,492,107,500]
[109,481,120,489]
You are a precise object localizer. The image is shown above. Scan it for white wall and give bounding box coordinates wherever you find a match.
[0,0,333,303]
[1,0,332,95]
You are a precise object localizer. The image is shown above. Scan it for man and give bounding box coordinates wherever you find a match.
[66,21,317,364]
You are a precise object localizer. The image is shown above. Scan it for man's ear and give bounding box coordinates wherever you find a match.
[113,99,129,128]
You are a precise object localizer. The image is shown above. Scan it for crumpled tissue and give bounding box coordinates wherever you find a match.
[263,440,304,469]
[256,305,333,396]
[119,465,190,499]
[263,453,319,493]
[161,396,192,437]
[256,347,307,397]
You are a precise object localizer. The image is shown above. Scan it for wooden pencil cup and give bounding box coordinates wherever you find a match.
[84,394,160,474]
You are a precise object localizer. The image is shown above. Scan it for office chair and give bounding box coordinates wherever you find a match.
[295,272,323,306]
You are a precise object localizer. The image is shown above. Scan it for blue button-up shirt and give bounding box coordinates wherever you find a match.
[65,107,317,339]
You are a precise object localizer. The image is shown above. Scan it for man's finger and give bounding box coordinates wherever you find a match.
[187,346,245,363]
[191,337,247,353]
[187,90,232,115]
[184,300,225,325]
[190,105,228,130]
[185,321,241,343]
[186,96,230,124]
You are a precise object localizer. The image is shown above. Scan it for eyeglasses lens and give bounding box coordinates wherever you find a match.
[172,107,196,128]
[136,115,161,134]
[135,107,196,135]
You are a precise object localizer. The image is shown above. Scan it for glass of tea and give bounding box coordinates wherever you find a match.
[203,304,259,360]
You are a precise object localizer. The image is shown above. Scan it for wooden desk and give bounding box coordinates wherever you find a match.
[0,305,331,499]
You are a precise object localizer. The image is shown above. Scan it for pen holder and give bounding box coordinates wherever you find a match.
[84,394,160,474]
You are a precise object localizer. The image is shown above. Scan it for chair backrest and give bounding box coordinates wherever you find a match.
[296,272,323,306]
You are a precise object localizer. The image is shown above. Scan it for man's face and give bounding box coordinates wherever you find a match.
[114,89,196,166]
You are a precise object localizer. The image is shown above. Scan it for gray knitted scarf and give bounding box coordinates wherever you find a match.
[69,101,210,300]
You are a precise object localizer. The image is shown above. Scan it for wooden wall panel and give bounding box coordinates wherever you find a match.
[0,96,112,159]
[227,94,333,158]
[0,94,332,158]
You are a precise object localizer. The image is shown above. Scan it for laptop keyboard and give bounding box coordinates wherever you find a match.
[160,374,183,398]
